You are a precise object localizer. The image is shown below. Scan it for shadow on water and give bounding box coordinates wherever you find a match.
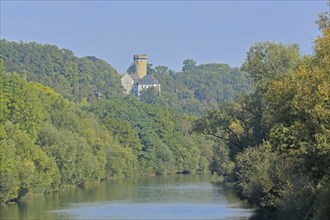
[249,209,279,220]
[210,181,278,220]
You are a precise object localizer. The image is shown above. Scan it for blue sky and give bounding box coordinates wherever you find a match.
[1,1,328,73]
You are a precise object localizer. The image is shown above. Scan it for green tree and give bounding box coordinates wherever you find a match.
[236,15,330,219]
[241,42,300,92]
[0,121,60,203]
[1,73,46,140]
[193,96,255,159]
[208,142,235,179]
[140,87,161,105]
[182,59,197,71]
[0,40,123,102]
[0,138,19,203]
[240,42,301,143]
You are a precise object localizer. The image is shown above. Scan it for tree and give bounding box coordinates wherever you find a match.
[1,73,46,140]
[235,15,330,219]
[265,19,330,179]
[0,121,60,203]
[139,87,161,104]
[182,59,197,71]
[0,40,123,102]
[241,42,300,92]
[154,65,170,75]
[0,138,19,203]
[193,95,255,159]
[240,42,301,142]
[126,63,135,74]
[208,142,235,179]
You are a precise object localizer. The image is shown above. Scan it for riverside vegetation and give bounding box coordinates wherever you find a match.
[0,11,329,220]
[0,38,250,204]
[194,14,330,220]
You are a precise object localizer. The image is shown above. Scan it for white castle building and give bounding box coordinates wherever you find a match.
[121,54,161,96]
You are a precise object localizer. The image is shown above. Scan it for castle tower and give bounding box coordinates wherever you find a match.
[134,54,148,79]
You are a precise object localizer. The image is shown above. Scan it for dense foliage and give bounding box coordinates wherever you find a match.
[142,61,251,115]
[0,40,250,116]
[0,58,213,204]
[194,17,330,220]
[1,10,328,220]
[90,97,212,175]
[0,41,251,205]
[0,40,123,102]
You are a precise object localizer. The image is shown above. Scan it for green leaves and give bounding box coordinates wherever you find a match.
[0,121,60,203]
[1,73,45,140]
[153,62,251,115]
[0,40,123,102]
[242,42,300,92]
[236,143,275,207]
[89,97,205,175]
[193,15,330,220]
[193,97,255,158]
[0,138,19,203]
[236,142,314,213]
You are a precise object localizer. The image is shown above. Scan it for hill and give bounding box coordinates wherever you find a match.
[1,40,251,115]
[0,40,251,204]
[149,60,251,115]
[0,60,213,204]
[0,40,124,102]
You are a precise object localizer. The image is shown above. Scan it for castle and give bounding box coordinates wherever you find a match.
[121,54,161,96]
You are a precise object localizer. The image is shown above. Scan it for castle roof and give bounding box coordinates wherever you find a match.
[138,74,160,85]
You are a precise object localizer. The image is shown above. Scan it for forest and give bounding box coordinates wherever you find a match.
[1,38,244,204]
[193,15,330,220]
[0,38,250,204]
[0,60,218,203]
[0,9,329,220]
[130,59,251,115]
[0,39,251,116]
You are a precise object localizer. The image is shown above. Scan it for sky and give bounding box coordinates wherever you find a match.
[0,1,329,73]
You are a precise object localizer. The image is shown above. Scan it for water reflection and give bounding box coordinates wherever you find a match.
[0,175,256,220]
[53,203,252,220]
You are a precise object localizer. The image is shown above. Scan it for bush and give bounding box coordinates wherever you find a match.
[312,182,330,220]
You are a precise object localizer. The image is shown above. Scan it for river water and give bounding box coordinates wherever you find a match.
[0,174,257,220]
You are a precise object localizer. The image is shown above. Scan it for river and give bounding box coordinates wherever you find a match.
[0,174,257,220]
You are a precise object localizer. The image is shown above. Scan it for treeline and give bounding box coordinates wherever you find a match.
[0,40,123,102]
[0,39,250,116]
[193,17,330,219]
[139,60,251,115]
[0,60,214,204]
[0,38,250,205]
[0,39,251,115]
